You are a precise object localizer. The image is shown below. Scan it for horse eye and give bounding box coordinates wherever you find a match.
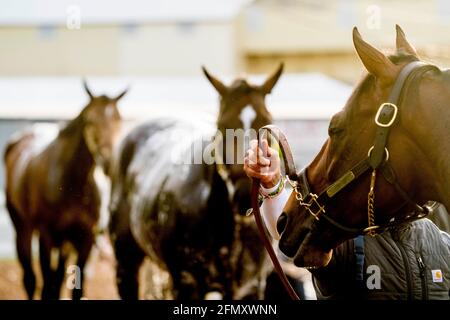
[328,126,344,136]
[329,112,345,136]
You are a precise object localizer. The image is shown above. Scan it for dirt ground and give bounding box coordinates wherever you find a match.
[0,237,313,300]
[0,258,120,300]
[0,250,172,300]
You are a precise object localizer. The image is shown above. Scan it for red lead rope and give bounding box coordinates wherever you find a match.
[250,178,300,300]
[249,125,300,300]
[251,179,300,300]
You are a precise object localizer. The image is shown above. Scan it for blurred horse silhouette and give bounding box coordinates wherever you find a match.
[109,64,283,299]
[3,81,127,299]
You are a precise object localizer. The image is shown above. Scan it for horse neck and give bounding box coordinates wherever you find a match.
[417,115,450,208]
[55,116,95,190]
[209,164,236,244]
[407,77,450,208]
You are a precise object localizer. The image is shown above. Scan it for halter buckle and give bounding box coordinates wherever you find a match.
[367,146,389,162]
[288,175,325,221]
[286,176,298,190]
[299,193,325,221]
[375,103,398,128]
[286,176,303,202]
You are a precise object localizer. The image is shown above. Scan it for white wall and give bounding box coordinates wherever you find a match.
[0,23,238,76]
[118,23,238,76]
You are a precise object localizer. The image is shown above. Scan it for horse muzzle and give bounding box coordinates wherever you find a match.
[204,291,223,300]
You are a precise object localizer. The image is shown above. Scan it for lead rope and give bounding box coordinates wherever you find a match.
[367,170,377,237]
[251,178,301,300]
[250,129,300,300]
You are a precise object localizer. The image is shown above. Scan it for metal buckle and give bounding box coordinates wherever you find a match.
[288,175,325,221]
[299,193,325,221]
[375,103,398,127]
[286,176,303,199]
[367,146,389,161]
[286,175,298,190]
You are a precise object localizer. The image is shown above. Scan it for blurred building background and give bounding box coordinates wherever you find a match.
[0,0,247,76]
[241,0,450,83]
[1,0,450,82]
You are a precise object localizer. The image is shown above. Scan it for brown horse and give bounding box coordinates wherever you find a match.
[3,81,127,299]
[276,25,450,268]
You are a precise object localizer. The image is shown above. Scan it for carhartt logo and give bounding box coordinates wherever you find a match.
[431,269,443,283]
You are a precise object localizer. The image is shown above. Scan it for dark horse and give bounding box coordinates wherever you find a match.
[276,26,450,268]
[4,81,127,299]
[109,64,284,299]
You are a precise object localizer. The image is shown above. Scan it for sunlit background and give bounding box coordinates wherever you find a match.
[1,0,449,299]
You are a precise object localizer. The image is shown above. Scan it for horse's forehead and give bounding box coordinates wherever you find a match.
[104,103,117,118]
[230,78,249,88]
[239,105,257,130]
[86,100,118,120]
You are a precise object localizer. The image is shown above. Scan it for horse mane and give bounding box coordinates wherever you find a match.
[388,52,419,65]
[360,53,419,89]
[346,53,422,118]
[3,136,19,162]
[59,106,87,137]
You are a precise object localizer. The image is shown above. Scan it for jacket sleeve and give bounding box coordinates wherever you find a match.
[311,240,355,300]
[311,255,340,299]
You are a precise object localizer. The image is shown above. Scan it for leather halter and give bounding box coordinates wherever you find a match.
[250,61,440,300]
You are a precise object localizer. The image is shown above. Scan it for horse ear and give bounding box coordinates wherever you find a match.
[396,25,418,57]
[352,27,396,80]
[115,87,129,101]
[83,79,94,99]
[261,62,284,94]
[202,66,228,96]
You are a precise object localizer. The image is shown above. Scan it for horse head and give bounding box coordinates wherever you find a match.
[203,63,283,214]
[80,80,128,174]
[277,25,450,268]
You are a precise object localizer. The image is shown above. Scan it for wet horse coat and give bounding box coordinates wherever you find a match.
[109,65,284,299]
[110,120,238,299]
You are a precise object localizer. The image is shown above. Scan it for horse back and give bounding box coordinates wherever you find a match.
[4,125,56,221]
[109,119,222,254]
[4,123,99,230]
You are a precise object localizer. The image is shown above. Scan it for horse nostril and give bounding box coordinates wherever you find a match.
[277,212,288,235]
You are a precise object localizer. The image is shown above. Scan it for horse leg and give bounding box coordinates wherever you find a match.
[7,199,36,299]
[72,233,94,300]
[52,245,69,299]
[39,231,56,300]
[113,233,145,300]
[15,226,36,299]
